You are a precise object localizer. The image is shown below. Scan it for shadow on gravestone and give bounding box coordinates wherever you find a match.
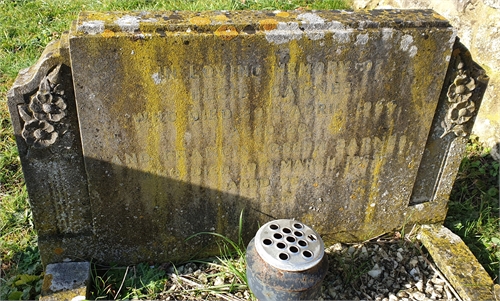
[39,157,263,265]
[6,41,263,266]
[7,10,488,267]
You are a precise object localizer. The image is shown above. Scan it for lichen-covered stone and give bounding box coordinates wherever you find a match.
[354,0,500,160]
[7,10,486,265]
[40,262,90,301]
[419,225,495,301]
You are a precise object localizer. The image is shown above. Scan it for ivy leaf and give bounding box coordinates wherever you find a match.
[8,291,23,300]
[490,237,500,245]
[14,274,39,287]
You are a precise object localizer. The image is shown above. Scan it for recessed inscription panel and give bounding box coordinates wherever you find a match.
[69,10,455,263]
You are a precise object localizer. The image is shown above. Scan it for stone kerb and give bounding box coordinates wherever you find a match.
[7,9,487,266]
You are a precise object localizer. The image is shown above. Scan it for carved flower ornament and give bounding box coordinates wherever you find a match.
[29,76,67,122]
[18,71,67,149]
[22,119,58,149]
[440,62,476,138]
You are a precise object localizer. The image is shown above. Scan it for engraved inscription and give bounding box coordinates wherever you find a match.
[133,108,232,123]
[110,133,407,193]
[107,54,409,201]
[157,64,261,82]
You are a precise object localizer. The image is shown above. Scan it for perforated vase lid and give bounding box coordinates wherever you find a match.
[254,219,325,271]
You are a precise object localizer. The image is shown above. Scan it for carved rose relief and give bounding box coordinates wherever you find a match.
[29,76,67,122]
[22,119,58,148]
[440,61,477,138]
[18,66,67,148]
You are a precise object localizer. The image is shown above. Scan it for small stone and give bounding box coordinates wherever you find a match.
[432,277,445,285]
[198,273,208,284]
[415,279,424,291]
[366,279,375,287]
[367,264,383,278]
[409,257,419,267]
[328,286,337,298]
[213,276,225,286]
[396,291,409,298]
[388,293,398,301]
[176,265,184,274]
[331,243,343,252]
[411,291,426,301]
[431,291,442,300]
[386,279,394,287]
[379,248,389,258]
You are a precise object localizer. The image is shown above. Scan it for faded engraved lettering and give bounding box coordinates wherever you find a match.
[159,64,260,82]
[133,108,232,123]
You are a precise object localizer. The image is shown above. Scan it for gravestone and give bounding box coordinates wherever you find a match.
[7,9,487,265]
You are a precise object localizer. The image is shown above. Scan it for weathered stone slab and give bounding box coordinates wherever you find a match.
[40,262,90,301]
[8,10,487,265]
[419,225,496,301]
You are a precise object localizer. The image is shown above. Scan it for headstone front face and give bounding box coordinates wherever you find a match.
[8,10,487,265]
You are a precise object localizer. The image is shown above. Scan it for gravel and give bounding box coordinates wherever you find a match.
[157,235,462,301]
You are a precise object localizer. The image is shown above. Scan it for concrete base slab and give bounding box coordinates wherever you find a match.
[40,262,90,301]
[419,224,496,301]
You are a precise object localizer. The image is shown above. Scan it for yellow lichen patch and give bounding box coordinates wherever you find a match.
[189,16,211,26]
[259,19,278,31]
[432,12,449,21]
[214,25,238,41]
[276,12,290,18]
[213,14,229,22]
[40,288,87,301]
[101,29,115,38]
[364,157,384,225]
[329,110,345,134]
[41,273,53,293]
[53,247,64,255]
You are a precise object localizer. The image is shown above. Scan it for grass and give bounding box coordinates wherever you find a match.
[89,210,249,300]
[91,263,167,300]
[444,135,500,282]
[0,0,498,299]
